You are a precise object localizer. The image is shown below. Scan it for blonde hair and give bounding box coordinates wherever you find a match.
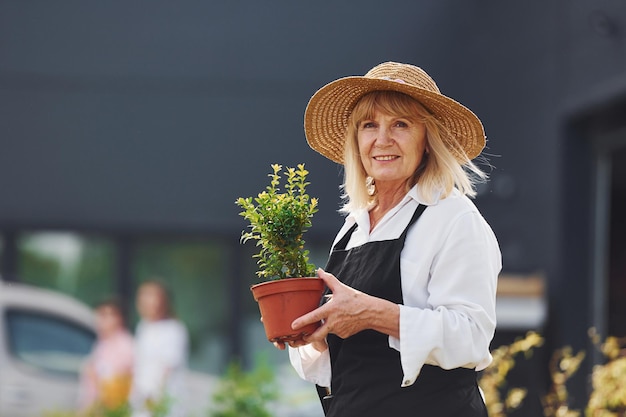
[341,91,487,213]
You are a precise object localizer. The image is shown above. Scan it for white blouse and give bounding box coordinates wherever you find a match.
[131,318,188,417]
[289,185,501,388]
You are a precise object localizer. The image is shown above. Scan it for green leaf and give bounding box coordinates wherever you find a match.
[235,164,318,281]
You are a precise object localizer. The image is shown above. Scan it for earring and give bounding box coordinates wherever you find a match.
[366,176,376,196]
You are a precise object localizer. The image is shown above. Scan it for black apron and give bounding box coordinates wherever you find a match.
[318,204,488,417]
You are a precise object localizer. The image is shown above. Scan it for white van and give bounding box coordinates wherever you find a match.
[0,280,96,417]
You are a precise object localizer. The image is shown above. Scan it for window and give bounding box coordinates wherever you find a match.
[5,309,95,375]
[17,232,116,307]
[131,239,230,374]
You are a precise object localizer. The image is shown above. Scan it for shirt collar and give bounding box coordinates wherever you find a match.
[345,184,444,225]
[410,183,445,206]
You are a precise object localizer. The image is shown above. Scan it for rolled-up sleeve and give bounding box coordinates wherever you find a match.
[288,344,332,387]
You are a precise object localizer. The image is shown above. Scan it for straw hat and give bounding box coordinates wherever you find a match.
[304,61,486,164]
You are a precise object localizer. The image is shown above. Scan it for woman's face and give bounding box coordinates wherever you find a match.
[357,109,427,190]
[95,305,124,337]
[136,284,167,322]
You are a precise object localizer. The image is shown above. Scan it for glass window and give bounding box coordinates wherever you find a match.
[5,309,95,375]
[131,239,230,374]
[17,232,116,307]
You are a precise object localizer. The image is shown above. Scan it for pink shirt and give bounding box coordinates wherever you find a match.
[79,330,134,408]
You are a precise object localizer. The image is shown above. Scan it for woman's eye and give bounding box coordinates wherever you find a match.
[361,121,376,129]
[394,120,409,127]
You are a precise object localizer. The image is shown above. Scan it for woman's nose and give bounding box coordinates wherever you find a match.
[376,126,394,145]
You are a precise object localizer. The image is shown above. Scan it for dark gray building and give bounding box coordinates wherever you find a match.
[1,1,625,414]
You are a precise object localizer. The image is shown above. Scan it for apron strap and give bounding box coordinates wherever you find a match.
[400,204,427,240]
[334,204,427,251]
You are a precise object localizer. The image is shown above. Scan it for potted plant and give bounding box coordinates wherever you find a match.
[236,163,325,343]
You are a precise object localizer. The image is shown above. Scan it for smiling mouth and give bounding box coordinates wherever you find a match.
[373,155,398,161]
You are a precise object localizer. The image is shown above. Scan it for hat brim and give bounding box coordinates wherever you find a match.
[304,76,486,164]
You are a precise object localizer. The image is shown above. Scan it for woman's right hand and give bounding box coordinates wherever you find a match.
[291,268,401,340]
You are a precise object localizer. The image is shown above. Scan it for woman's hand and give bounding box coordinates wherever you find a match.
[272,338,328,352]
[263,316,328,352]
[291,268,400,343]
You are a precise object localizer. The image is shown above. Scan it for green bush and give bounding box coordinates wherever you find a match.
[208,358,279,417]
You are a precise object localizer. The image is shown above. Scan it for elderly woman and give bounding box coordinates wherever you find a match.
[280,62,501,416]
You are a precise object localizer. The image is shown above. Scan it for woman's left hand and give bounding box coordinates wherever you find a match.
[273,338,327,352]
[291,268,399,343]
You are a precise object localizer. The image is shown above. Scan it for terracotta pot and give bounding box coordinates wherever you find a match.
[251,277,325,343]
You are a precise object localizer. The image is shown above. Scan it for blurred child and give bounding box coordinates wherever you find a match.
[79,298,134,412]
